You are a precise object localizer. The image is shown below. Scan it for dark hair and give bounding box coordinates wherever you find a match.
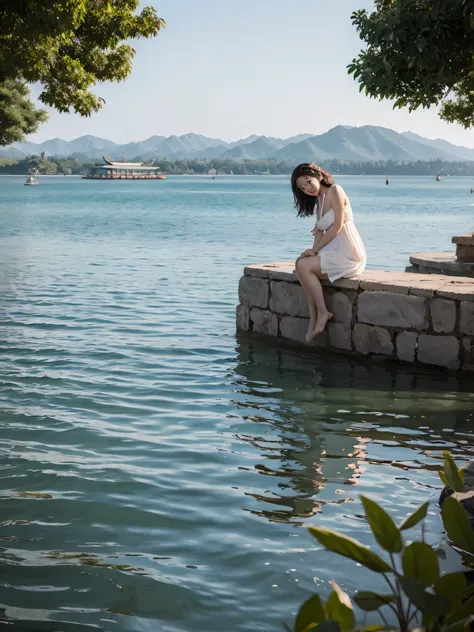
[291,162,335,218]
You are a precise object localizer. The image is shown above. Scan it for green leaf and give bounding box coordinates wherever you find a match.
[441,496,474,554]
[434,572,467,609]
[442,452,464,492]
[353,591,396,612]
[295,595,326,632]
[399,502,429,531]
[402,542,439,587]
[309,526,392,573]
[325,582,355,631]
[439,471,449,487]
[399,576,451,617]
[470,13,474,30]
[361,496,402,553]
[445,595,474,626]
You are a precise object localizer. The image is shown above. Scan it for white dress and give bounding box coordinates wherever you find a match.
[314,187,366,283]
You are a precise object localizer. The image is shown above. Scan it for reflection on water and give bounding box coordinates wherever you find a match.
[232,336,474,528]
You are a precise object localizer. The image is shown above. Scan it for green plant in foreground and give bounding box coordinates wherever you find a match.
[293,489,474,632]
[438,451,465,493]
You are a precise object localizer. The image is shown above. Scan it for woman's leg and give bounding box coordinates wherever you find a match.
[295,255,332,337]
[294,265,318,342]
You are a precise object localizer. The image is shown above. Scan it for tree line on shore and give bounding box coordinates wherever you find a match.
[2,155,474,177]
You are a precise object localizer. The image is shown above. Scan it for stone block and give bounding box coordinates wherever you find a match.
[268,267,298,283]
[360,277,409,295]
[417,335,460,370]
[452,235,474,246]
[328,323,352,350]
[245,262,297,277]
[270,281,308,317]
[436,283,474,302]
[238,276,269,309]
[463,338,473,364]
[409,282,444,298]
[280,316,328,347]
[326,292,353,323]
[396,332,418,363]
[250,308,278,336]
[357,291,427,330]
[353,324,394,356]
[236,304,250,331]
[456,244,474,262]
[460,302,474,335]
[430,298,456,333]
[327,277,361,290]
[244,265,270,278]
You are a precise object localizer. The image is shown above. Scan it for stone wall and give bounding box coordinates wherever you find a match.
[236,263,474,371]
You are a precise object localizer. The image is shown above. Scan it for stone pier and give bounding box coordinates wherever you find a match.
[409,234,474,277]
[236,263,474,371]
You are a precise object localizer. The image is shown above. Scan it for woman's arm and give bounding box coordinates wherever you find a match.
[312,230,323,251]
[314,186,345,251]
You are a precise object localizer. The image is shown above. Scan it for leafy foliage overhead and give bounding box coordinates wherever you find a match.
[0,79,48,145]
[349,0,474,128]
[0,0,165,144]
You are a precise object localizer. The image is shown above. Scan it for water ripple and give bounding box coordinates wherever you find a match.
[0,176,473,630]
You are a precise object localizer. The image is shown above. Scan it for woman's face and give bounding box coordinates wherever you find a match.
[296,175,320,196]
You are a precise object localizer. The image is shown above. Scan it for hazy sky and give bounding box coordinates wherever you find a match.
[28,0,474,148]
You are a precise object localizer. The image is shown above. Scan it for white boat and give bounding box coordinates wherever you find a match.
[24,170,39,186]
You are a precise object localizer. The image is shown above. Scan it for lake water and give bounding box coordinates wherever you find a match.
[0,175,474,631]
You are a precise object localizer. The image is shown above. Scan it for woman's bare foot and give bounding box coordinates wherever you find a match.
[306,320,317,343]
[313,311,333,337]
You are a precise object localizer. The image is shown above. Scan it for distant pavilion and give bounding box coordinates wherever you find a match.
[84,156,166,180]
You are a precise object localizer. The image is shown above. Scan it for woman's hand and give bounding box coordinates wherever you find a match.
[297,249,316,262]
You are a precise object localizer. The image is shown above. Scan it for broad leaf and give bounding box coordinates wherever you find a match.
[442,452,464,492]
[445,595,474,626]
[434,572,466,609]
[399,576,451,617]
[441,496,474,554]
[325,582,355,631]
[309,526,392,573]
[399,502,429,531]
[353,591,396,612]
[361,496,402,553]
[295,594,326,632]
[402,542,439,587]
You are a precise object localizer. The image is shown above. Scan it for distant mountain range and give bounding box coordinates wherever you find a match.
[2,126,474,163]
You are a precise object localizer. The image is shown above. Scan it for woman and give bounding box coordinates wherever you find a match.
[291,162,366,342]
